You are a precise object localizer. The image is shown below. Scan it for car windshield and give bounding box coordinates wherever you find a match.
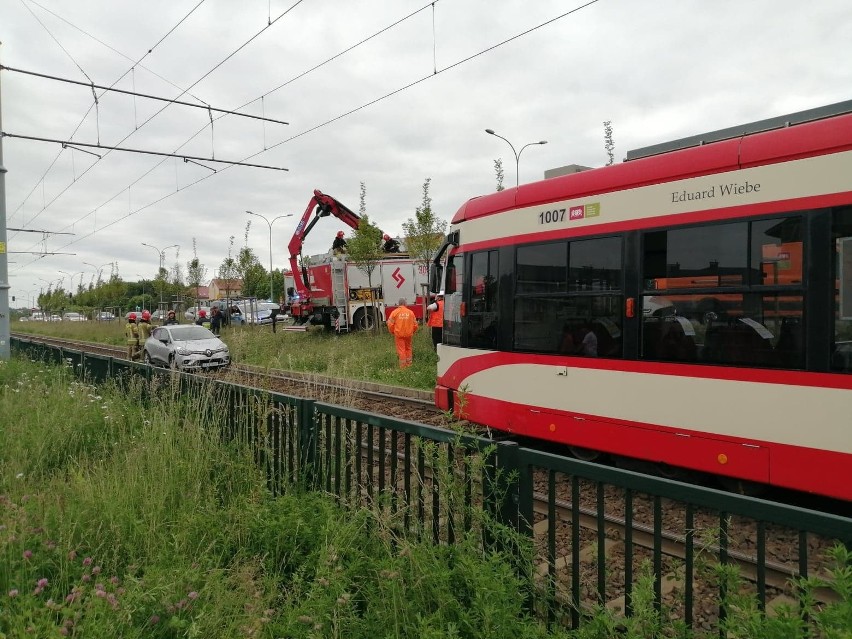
[168,326,216,341]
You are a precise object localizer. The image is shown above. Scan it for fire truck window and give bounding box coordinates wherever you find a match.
[569,236,622,291]
[517,242,566,294]
[752,217,803,286]
[832,207,852,373]
[644,222,748,289]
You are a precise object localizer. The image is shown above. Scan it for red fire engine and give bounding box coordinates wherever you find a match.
[287,190,429,331]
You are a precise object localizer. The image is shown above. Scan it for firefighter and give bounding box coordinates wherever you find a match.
[382,233,400,253]
[426,293,444,352]
[195,308,209,327]
[125,313,140,361]
[165,309,179,325]
[332,230,347,255]
[138,310,153,343]
[387,298,418,368]
[209,306,223,335]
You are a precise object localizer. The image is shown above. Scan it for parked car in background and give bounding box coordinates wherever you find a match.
[143,325,230,370]
[239,301,278,325]
[49,314,62,322]
[96,311,116,321]
[63,312,87,322]
[151,310,167,322]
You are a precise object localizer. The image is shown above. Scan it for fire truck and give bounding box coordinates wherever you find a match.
[287,190,429,331]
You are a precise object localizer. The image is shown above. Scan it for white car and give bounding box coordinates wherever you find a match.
[143,325,230,370]
[63,312,87,322]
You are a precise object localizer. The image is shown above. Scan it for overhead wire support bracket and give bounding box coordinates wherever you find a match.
[183,157,216,172]
[62,142,101,158]
[1,132,289,171]
[0,64,289,126]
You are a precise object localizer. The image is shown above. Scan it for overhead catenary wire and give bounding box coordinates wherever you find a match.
[2,132,289,171]
[11,0,307,244]
[12,0,601,270]
[1,65,290,125]
[9,0,210,226]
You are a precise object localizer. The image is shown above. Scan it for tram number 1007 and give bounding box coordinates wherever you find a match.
[539,209,567,224]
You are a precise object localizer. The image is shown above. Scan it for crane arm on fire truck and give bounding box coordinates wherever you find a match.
[287,189,362,299]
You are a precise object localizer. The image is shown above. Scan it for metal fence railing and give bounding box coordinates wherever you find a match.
[11,336,852,633]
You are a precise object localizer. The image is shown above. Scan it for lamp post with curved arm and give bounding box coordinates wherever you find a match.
[84,261,113,286]
[485,129,548,188]
[246,211,293,302]
[141,243,179,310]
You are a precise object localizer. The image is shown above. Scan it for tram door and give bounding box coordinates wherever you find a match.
[468,250,499,349]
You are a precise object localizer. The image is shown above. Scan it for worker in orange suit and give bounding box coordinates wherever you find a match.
[387,298,418,368]
[426,293,444,352]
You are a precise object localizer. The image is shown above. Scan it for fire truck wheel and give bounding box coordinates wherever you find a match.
[354,307,378,331]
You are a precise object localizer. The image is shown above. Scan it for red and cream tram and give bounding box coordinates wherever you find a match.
[431,101,852,500]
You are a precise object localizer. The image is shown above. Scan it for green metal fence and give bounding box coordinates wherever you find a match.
[11,336,852,633]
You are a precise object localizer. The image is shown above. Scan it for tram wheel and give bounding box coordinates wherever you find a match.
[570,446,603,462]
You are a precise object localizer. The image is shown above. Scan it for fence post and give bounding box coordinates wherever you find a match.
[298,398,317,490]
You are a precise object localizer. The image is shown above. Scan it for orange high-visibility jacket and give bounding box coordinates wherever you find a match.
[388,306,418,338]
[427,299,444,328]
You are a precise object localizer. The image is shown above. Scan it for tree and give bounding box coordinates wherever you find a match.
[494,158,505,192]
[604,120,615,166]
[187,238,208,306]
[218,236,240,302]
[402,177,447,279]
[346,210,384,332]
[236,222,269,298]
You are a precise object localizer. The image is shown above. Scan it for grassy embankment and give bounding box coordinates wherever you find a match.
[14,320,438,390]
[0,355,566,638]
[3,355,851,638]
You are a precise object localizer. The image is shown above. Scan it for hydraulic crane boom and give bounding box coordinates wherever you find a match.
[287,189,361,300]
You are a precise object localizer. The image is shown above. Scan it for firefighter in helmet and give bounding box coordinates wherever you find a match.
[382,233,400,253]
[332,230,347,255]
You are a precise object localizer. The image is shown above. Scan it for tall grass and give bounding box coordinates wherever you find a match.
[0,357,564,638]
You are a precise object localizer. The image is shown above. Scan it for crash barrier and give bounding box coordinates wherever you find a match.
[11,336,852,632]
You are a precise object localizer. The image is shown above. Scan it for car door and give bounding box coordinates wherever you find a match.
[149,328,168,364]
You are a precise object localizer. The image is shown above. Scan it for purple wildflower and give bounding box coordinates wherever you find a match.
[187,591,198,600]
[8,589,19,598]
[22,550,33,560]
[82,557,92,566]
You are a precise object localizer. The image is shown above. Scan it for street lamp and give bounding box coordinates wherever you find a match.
[246,211,293,302]
[484,129,548,187]
[60,271,85,297]
[141,243,179,310]
[84,261,113,285]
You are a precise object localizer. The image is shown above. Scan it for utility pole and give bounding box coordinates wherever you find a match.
[1,42,11,360]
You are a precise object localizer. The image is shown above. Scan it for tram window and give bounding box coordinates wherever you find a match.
[832,207,852,372]
[469,250,499,349]
[517,242,566,294]
[569,236,622,291]
[642,293,804,368]
[752,217,803,286]
[644,222,748,288]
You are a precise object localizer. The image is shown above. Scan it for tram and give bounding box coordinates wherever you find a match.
[431,101,852,500]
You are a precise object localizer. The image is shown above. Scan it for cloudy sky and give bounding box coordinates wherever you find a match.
[3,0,851,305]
